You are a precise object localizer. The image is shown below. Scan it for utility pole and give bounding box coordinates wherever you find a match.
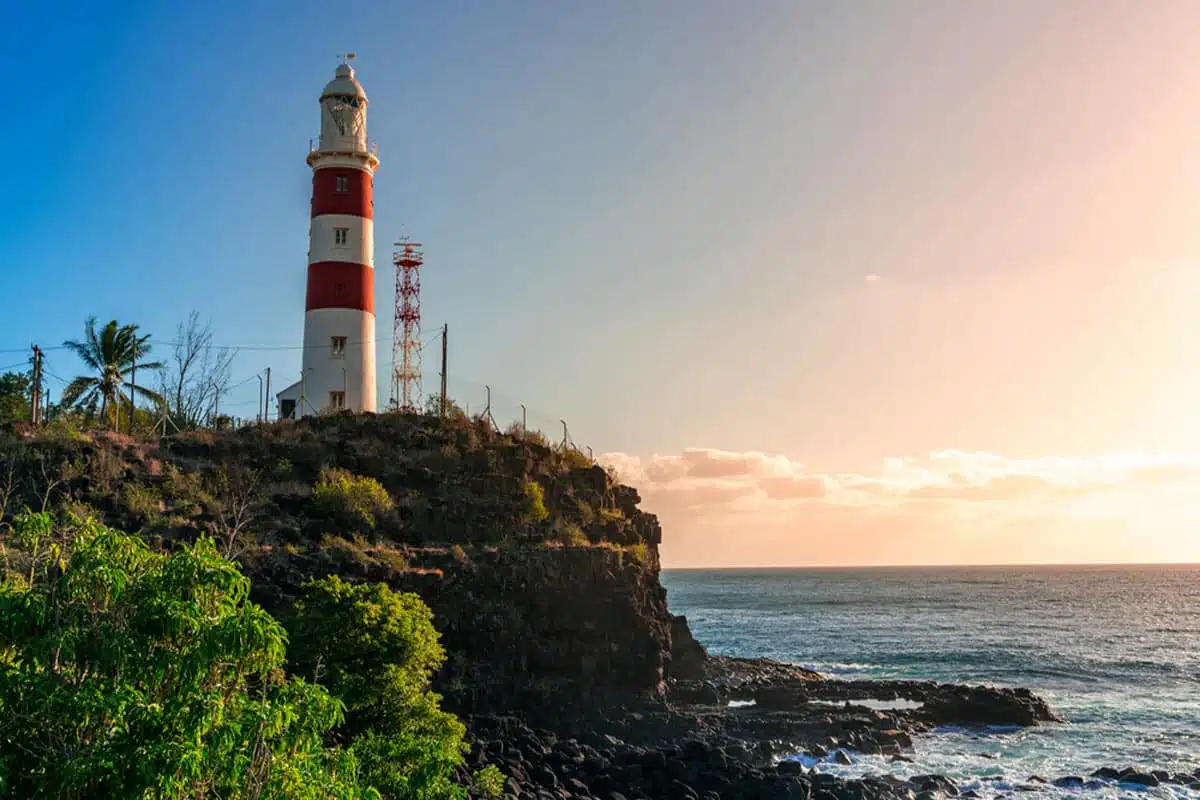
[439,323,448,418]
[128,349,137,434]
[256,373,264,423]
[213,381,221,425]
[264,367,271,423]
[30,345,42,425]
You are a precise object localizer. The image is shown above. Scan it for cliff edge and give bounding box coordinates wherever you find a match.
[0,413,684,713]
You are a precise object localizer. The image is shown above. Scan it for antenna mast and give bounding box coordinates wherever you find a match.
[391,238,423,413]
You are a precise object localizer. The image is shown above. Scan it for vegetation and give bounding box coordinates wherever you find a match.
[0,514,376,799]
[521,479,549,524]
[0,514,498,799]
[313,466,395,532]
[0,411,656,555]
[0,315,661,798]
[61,316,164,429]
[286,577,476,799]
[0,373,30,426]
[157,310,236,430]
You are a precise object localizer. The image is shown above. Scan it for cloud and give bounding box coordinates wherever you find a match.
[597,447,1200,567]
[905,473,1090,502]
[759,475,828,500]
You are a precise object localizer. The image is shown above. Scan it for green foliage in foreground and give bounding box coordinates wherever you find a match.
[0,513,375,799]
[286,577,474,799]
[0,515,491,799]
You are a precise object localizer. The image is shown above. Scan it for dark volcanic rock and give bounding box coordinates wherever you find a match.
[919,685,1062,727]
[669,615,710,681]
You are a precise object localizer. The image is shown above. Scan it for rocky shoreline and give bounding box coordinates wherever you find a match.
[456,651,1199,799]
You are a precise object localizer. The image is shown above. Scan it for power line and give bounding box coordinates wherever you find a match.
[0,345,71,355]
[145,334,400,353]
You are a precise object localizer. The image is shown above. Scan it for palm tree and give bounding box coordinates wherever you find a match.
[62,317,165,428]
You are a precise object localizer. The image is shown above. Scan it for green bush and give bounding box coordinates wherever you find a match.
[122,482,162,521]
[472,764,506,798]
[521,479,549,524]
[285,576,472,799]
[626,542,650,566]
[313,466,395,531]
[0,513,378,799]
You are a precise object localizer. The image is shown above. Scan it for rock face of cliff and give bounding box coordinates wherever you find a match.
[248,542,674,715]
[1,413,685,715]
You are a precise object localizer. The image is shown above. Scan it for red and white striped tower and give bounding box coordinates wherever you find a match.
[299,55,379,416]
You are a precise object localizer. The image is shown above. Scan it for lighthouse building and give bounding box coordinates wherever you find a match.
[277,60,379,420]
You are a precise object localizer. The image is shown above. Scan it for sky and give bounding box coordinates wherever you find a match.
[2,1,1198,567]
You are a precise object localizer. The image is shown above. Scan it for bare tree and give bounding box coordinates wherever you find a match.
[0,443,22,527]
[158,311,236,429]
[209,466,264,559]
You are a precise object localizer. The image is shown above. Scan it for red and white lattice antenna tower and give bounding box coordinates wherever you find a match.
[391,238,423,413]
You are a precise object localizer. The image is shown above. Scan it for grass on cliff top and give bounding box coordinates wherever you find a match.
[0,410,661,562]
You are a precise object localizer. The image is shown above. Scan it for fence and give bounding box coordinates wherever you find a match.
[4,350,602,465]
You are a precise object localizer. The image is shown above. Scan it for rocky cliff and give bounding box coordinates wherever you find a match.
[0,413,683,714]
[246,540,675,715]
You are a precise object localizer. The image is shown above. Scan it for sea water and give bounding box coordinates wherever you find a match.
[661,566,1200,798]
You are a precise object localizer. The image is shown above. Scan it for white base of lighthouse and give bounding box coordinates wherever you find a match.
[297,308,377,417]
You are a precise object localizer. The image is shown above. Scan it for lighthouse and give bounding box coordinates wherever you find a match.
[278,57,379,420]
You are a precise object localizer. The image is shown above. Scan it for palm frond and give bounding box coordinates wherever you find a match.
[63,317,104,373]
[128,383,166,406]
[120,359,165,377]
[60,376,98,408]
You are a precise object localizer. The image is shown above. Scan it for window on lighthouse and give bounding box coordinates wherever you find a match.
[334,228,349,246]
[330,336,347,358]
[335,176,349,193]
[329,391,346,411]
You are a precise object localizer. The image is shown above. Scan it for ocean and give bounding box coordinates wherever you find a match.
[661,565,1200,798]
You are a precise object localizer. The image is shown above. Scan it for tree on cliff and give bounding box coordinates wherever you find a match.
[285,576,488,799]
[0,371,31,425]
[0,514,380,799]
[157,310,236,429]
[61,317,164,429]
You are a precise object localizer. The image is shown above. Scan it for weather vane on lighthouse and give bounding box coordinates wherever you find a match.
[337,52,357,65]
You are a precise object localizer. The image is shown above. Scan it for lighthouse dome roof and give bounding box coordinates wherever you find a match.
[320,64,368,102]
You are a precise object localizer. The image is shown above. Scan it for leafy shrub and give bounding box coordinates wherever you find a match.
[313,466,394,531]
[449,544,468,561]
[556,521,590,547]
[323,534,376,570]
[599,506,625,523]
[285,576,470,799]
[0,513,378,799]
[122,482,162,521]
[626,542,650,567]
[374,545,409,573]
[472,764,506,798]
[37,414,89,443]
[521,479,549,524]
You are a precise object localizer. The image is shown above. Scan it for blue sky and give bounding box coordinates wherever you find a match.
[2,0,1198,494]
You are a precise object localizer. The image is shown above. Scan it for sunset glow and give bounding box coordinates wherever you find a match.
[604,446,1200,567]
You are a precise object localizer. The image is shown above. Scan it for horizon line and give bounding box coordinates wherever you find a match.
[661,560,1200,571]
